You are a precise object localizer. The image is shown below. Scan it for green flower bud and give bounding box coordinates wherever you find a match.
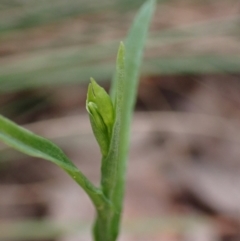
[87,102,108,133]
[87,102,109,156]
[86,78,114,156]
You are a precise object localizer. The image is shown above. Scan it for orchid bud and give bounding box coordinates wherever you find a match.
[86,78,114,156]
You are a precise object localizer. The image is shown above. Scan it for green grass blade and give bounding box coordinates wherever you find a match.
[0,115,106,207]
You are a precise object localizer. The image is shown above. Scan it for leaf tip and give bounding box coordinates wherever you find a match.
[119,41,124,49]
[119,41,125,52]
[117,42,125,65]
[90,77,96,84]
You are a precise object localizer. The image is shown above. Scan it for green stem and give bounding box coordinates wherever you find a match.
[94,1,155,240]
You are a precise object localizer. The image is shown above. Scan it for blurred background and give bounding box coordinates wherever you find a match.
[0,0,240,240]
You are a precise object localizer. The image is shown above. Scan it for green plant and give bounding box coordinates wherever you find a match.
[0,1,155,240]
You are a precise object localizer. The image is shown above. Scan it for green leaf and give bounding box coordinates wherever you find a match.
[110,0,156,238]
[101,42,125,199]
[0,115,107,208]
[95,0,156,239]
[0,115,77,172]
[114,0,155,199]
[92,41,126,241]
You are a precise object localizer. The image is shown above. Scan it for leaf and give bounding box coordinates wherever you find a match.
[94,1,156,239]
[0,115,107,208]
[0,115,78,172]
[114,0,155,202]
[101,42,125,199]
[110,0,156,238]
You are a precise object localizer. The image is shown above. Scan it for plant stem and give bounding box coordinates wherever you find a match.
[93,1,155,240]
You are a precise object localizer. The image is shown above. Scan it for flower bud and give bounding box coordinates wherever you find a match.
[86,78,115,156]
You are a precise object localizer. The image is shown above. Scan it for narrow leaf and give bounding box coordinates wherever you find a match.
[0,115,77,172]
[110,0,156,238]
[114,0,155,205]
[0,115,107,208]
[101,42,125,198]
